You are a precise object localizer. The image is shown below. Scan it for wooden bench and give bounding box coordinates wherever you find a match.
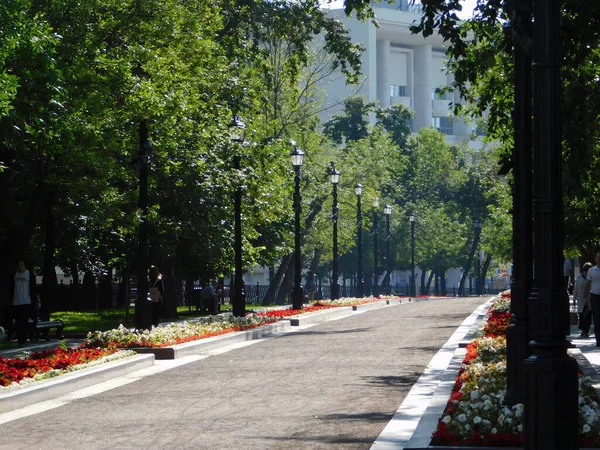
[28,319,65,341]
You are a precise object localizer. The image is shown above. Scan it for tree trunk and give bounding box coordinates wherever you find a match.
[41,204,57,320]
[477,254,492,294]
[381,270,390,294]
[420,269,426,295]
[425,269,434,296]
[434,267,440,296]
[458,232,481,296]
[185,278,194,312]
[0,179,46,324]
[262,254,291,306]
[309,248,321,275]
[161,256,178,319]
[276,255,295,305]
[440,267,447,296]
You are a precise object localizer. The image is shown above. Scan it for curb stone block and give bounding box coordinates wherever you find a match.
[0,353,154,414]
[131,319,292,360]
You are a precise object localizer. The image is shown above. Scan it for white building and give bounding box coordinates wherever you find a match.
[322,0,482,148]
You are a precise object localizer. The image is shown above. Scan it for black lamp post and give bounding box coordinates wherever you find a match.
[291,144,305,310]
[230,116,246,317]
[372,198,379,297]
[136,120,153,330]
[384,204,392,295]
[355,183,364,298]
[329,162,341,300]
[409,212,416,298]
[504,0,532,408]
[524,0,578,447]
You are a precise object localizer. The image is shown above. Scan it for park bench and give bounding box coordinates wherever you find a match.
[28,319,65,341]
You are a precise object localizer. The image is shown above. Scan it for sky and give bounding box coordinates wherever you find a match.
[323,0,479,19]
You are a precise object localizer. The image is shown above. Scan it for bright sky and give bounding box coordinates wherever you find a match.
[323,0,479,19]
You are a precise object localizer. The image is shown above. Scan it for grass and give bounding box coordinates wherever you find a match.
[48,303,286,335]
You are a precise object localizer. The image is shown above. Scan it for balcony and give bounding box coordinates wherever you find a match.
[391,96,411,108]
[432,99,452,116]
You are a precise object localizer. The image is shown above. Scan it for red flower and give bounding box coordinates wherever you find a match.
[0,347,118,387]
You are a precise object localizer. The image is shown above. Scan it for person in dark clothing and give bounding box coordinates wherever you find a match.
[149,265,164,327]
[10,260,39,347]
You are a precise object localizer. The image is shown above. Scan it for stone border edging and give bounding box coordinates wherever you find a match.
[0,353,154,414]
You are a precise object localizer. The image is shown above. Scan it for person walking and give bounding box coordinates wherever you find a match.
[148,266,164,327]
[10,260,39,347]
[575,262,593,338]
[584,253,600,346]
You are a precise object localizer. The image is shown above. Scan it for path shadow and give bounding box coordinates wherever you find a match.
[289,327,372,336]
[360,372,422,388]
[255,434,376,445]
[315,411,393,422]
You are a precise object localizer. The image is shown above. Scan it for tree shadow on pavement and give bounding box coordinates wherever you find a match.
[255,434,376,445]
[360,372,422,388]
[315,411,393,422]
[289,327,372,336]
[394,345,444,352]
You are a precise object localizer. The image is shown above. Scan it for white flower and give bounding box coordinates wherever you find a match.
[442,415,451,424]
[471,390,480,401]
[583,424,591,433]
[473,416,482,424]
[514,404,524,418]
[491,428,498,434]
[458,414,467,423]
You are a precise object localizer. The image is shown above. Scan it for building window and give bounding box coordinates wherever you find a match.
[390,84,407,97]
[432,117,453,135]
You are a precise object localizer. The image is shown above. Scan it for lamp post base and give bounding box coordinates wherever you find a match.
[293,286,304,310]
[524,342,578,449]
[331,283,340,300]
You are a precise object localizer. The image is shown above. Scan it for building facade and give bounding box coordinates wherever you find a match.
[323,0,481,148]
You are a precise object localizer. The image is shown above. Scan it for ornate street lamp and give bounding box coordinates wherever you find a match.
[372,198,380,297]
[384,204,392,295]
[524,0,578,446]
[355,183,364,297]
[504,0,532,409]
[291,144,305,310]
[136,121,153,330]
[230,116,246,317]
[329,162,341,300]
[409,212,416,298]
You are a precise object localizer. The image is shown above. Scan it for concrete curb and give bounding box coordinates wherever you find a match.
[0,353,154,414]
[132,319,292,360]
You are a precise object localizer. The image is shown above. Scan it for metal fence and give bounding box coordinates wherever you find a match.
[185,284,509,307]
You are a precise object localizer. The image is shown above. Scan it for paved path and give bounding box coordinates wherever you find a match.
[0,297,487,450]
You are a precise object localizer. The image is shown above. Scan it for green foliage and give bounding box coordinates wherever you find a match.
[0,0,367,313]
[410,0,600,255]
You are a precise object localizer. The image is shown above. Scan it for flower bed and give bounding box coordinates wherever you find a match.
[84,298,387,348]
[0,346,135,389]
[84,314,278,349]
[257,297,381,319]
[432,296,600,447]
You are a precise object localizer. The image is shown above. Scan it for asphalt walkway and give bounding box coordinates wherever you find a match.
[0,297,485,450]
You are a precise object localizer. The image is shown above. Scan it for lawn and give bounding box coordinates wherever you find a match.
[49,303,282,335]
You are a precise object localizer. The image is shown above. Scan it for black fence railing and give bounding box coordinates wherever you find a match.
[45,282,509,312]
